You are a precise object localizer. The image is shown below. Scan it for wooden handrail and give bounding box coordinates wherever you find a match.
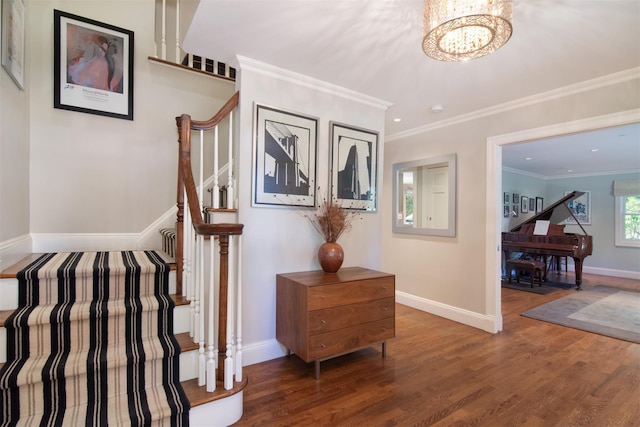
[174,92,242,389]
[175,91,241,293]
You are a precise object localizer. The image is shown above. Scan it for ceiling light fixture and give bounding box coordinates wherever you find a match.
[422,0,513,62]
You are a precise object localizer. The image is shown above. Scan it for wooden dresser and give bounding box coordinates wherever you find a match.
[276,267,395,378]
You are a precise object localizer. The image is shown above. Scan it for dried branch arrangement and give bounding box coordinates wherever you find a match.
[306,194,361,243]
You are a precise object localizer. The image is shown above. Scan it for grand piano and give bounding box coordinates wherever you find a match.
[502,191,593,290]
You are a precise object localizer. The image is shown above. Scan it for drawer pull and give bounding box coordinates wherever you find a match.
[321,344,326,348]
[382,328,387,332]
[321,320,326,324]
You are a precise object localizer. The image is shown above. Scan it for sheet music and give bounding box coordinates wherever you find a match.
[533,220,550,235]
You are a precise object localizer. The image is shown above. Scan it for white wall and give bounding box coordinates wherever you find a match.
[235,57,389,363]
[501,170,547,232]
[382,76,640,333]
[0,18,30,270]
[26,1,234,240]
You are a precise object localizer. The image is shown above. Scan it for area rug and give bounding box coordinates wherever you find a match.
[522,285,640,343]
[502,278,575,295]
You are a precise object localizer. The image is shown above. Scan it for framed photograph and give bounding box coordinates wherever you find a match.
[536,197,544,213]
[521,196,529,213]
[564,190,591,225]
[529,197,535,212]
[503,192,509,204]
[1,0,25,89]
[53,10,134,120]
[512,205,519,217]
[512,193,520,204]
[503,205,510,218]
[252,103,318,207]
[330,122,379,211]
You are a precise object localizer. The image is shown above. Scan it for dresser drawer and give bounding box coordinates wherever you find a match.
[308,318,395,360]
[308,297,394,335]
[307,277,395,311]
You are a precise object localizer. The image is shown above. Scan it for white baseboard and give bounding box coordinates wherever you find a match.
[583,266,640,280]
[395,291,498,334]
[241,338,287,367]
[0,234,32,272]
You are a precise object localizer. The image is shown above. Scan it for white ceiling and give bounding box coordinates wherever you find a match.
[182,0,640,177]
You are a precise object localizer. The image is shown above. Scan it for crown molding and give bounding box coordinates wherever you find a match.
[236,55,392,111]
[503,166,640,180]
[387,67,640,142]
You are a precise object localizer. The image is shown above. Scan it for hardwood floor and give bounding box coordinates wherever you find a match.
[236,272,640,426]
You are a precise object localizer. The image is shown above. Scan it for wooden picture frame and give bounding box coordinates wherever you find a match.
[53,10,134,120]
[330,122,379,211]
[1,0,26,89]
[252,103,318,207]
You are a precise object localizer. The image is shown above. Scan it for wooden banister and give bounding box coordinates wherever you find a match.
[175,91,242,391]
[175,91,241,293]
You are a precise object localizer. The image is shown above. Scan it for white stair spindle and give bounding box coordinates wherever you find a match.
[213,126,220,209]
[161,0,167,60]
[199,130,204,211]
[224,236,234,390]
[235,235,243,381]
[197,235,206,386]
[175,0,181,63]
[226,111,234,209]
[206,236,217,392]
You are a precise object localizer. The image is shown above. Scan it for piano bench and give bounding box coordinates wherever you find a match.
[506,259,545,288]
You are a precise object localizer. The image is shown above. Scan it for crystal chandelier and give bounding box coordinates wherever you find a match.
[422,0,513,62]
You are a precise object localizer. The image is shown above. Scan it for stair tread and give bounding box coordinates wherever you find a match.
[181,376,247,408]
[6,382,187,423]
[0,254,44,278]
[1,253,176,280]
[176,332,198,352]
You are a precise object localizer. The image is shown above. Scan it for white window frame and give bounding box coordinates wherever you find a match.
[614,195,640,248]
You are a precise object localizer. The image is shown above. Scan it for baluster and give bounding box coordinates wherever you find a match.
[213,126,220,209]
[197,234,205,386]
[175,0,181,63]
[160,0,167,60]
[226,111,234,209]
[184,188,195,338]
[199,130,205,211]
[206,236,217,391]
[235,235,243,381]
[224,236,235,390]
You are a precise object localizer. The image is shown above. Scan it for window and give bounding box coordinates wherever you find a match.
[614,180,640,248]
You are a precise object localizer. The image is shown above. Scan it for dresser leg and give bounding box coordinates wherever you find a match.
[382,341,386,358]
[314,361,321,379]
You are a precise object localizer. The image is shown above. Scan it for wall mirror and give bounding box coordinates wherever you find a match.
[392,153,456,237]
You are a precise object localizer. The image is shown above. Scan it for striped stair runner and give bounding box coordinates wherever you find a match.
[0,251,189,426]
[159,228,176,259]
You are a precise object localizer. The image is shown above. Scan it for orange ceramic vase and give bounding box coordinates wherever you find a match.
[318,242,344,273]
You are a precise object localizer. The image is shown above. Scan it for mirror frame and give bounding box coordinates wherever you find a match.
[392,153,457,237]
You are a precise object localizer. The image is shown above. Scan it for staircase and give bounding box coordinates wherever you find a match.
[0,90,245,425]
[0,252,246,426]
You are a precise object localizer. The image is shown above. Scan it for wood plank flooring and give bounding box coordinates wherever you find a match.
[236,272,640,426]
